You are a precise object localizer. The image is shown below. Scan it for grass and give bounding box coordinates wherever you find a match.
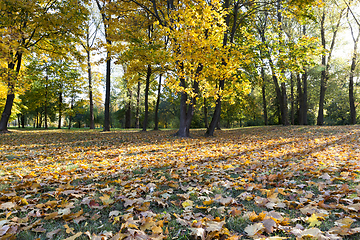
[0,126,360,239]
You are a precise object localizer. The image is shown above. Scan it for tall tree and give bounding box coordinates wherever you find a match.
[345,1,360,124]
[317,3,346,125]
[95,0,112,131]
[79,6,101,129]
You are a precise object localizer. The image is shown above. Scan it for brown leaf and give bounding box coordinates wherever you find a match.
[0,202,16,210]
[46,229,61,239]
[63,232,82,240]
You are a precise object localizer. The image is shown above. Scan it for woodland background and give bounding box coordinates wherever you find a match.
[0,0,360,136]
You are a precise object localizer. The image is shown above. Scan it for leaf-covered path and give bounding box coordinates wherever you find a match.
[0,126,360,239]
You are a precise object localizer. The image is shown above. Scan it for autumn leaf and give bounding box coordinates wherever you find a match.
[244,223,265,237]
[307,213,322,227]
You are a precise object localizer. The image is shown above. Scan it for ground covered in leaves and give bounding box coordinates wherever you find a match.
[0,126,360,240]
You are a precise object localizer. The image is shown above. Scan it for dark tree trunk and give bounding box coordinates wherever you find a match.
[301,70,308,125]
[125,86,132,129]
[261,67,268,125]
[177,64,202,137]
[44,80,48,130]
[297,73,303,124]
[88,50,95,129]
[0,52,22,132]
[154,74,162,130]
[178,81,188,137]
[104,46,111,131]
[136,81,141,128]
[68,98,74,129]
[317,11,327,126]
[281,82,288,125]
[203,97,208,129]
[36,111,39,128]
[142,65,152,132]
[58,91,63,129]
[290,73,294,125]
[17,114,20,128]
[21,114,25,128]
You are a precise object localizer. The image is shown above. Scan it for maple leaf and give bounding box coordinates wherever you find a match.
[307,213,322,227]
[182,200,193,208]
[190,227,205,240]
[99,194,114,206]
[244,222,265,237]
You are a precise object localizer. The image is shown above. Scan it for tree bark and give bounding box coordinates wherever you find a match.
[290,73,294,125]
[348,13,359,125]
[281,82,288,125]
[177,64,202,137]
[58,91,63,129]
[44,78,48,130]
[136,81,141,128]
[261,67,268,125]
[21,114,25,128]
[203,97,208,128]
[104,47,111,131]
[125,85,132,129]
[297,73,303,124]
[87,50,95,129]
[154,74,162,130]
[142,65,152,131]
[0,52,22,132]
[301,70,308,125]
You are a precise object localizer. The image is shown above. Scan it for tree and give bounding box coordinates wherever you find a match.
[79,4,101,129]
[345,0,360,124]
[316,1,346,125]
[95,0,112,131]
[0,0,88,132]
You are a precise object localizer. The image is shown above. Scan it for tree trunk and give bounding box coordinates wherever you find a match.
[142,65,152,131]
[88,50,95,129]
[136,81,141,128]
[104,46,111,131]
[125,85,132,129]
[317,76,326,126]
[206,0,231,137]
[203,97,208,128]
[154,74,162,130]
[281,82,288,125]
[297,73,303,124]
[177,81,188,137]
[21,114,25,128]
[68,97,74,129]
[301,70,308,125]
[0,52,22,132]
[348,16,359,125]
[177,63,201,137]
[58,91,63,129]
[44,80,48,129]
[17,114,20,128]
[261,67,268,125]
[290,73,294,125]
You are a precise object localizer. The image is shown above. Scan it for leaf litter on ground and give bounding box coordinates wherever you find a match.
[0,126,359,239]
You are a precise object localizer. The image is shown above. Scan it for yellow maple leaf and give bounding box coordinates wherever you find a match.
[307,213,321,227]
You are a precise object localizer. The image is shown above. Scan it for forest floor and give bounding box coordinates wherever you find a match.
[0,125,360,240]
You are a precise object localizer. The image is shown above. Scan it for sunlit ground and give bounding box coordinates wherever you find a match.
[0,125,359,239]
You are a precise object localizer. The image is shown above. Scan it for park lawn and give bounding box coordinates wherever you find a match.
[0,126,359,240]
